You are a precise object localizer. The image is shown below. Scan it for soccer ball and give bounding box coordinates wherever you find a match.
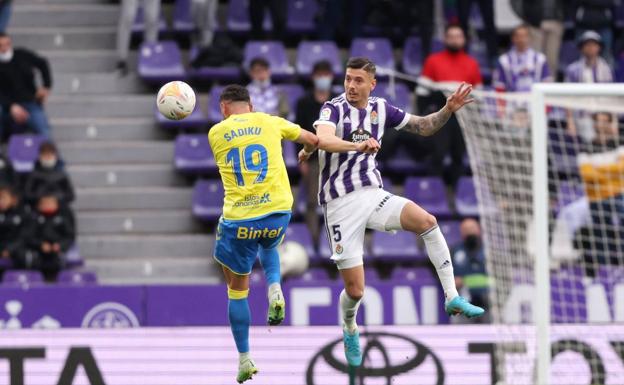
[156,81,196,120]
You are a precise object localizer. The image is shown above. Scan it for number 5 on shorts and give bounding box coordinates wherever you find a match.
[331,224,342,242]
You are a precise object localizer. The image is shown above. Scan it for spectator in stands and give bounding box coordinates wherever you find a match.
[416,24,482,190]
[457,0,498,67]
[0,185,27,269]
[249,0,286,41]
[246,57,288,117]
[295,61,334,243]
[0,149,15,188]
[24,141,74,206]
[576,111,623,275]
[116,0,161,76]
[451,218,489,322]
[0,33,52,141]
[572,0,616,62]
[191,0,218,48]
[492,25,552,92]
[0,0,11,33]
[27,194,75,281]
[565,31,614,141]
[514,0,565,75]
[317,0,366,44]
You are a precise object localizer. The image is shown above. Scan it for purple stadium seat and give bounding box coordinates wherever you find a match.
[58,270,98,285]
[208,85,225,123]
[381,177,394,194]
[616,52,624,82]
[402,36,424,76]
[559,40,578,73]
[371,231,422,261]
[138,41,187,83]
[282,140,298,173]
[391,267,436,282]
[244,41,294,79]
[227,0,272,32]
[287,0,318,34]
[371,82,413,113]
[455,177,479,217]
[174,134,216,173]
[283,223,317,261]
[65,244,83,268]
[173,0,194,33]
[404,177,452,218]
[317,226,332,259]
[365,268,381,282]
[380,146,426,175]
[296,41,343,76]
[189,46,242,82]
[192,179,224,221]
[615,2,624,29]
[7,134,44,172]
[278,84,305,121]
[131,6,168,35]
[0,258,11,270]
[2,270,44,286]
[155,104,208,129]
[438,220,462,249]
[297,268,330,282]
[469,3,484,30]
[350,38,395,74]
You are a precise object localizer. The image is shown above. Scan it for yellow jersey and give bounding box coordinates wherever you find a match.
[209,112,302,221]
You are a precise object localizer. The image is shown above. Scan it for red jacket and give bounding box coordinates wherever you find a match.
[421,50,483,86]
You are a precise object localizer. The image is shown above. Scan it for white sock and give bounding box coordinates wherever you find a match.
[268,282,282,302]
[340,289,362,333]
[421,225,459,301]
[239,352,251,364]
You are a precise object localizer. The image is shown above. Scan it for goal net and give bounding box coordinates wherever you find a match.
[452,84,624,385]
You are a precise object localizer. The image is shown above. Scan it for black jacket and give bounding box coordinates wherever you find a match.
[574,0,615,29]
[24,161,75,204]
[0,153,16,188]
[0,48,52,107]
[27,206,75,253]
[0,204,28,256]
[512,0,565,26]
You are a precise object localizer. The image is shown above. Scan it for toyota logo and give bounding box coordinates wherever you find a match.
[306,332,444,385]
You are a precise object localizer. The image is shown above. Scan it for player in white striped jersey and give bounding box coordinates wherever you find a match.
[299,57,485,367]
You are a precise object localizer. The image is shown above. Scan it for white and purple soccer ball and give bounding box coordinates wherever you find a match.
[156,81,196,121]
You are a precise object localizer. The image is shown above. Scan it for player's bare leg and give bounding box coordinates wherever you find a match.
[339,265,364,366]
[222,266,259,383]
[400,202,485,318]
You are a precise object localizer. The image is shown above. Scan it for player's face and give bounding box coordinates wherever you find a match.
[344,68,375,106]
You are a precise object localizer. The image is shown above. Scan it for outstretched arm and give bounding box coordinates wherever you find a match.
[402,82,474,137]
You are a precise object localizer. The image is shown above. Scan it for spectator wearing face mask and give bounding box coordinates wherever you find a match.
[0,185,28,269]
[27,194,75,281]
[24,141,74,206]
[451,218,490,322]
[295,60,335,243]
[246,57,288,117]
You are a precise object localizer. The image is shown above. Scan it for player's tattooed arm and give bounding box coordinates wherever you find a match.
[403,82,474,137]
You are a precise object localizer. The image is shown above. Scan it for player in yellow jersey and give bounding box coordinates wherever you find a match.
[209,85,318,383]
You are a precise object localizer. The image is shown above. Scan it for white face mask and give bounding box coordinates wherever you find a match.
[0,48,14,63]
[41,157,58,169]
[252,79,270,88]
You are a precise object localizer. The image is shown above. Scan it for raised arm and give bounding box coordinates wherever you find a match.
[298,124,380,163]
[402,82,474,137]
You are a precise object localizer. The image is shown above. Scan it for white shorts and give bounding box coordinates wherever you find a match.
[322,187,410,270]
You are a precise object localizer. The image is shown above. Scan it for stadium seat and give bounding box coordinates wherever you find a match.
[371,82,413,113]
[297,268,331,282]
[371,231,423,262]
[381,177,394,194]
[174,134,216,174]
[380,147,427,175]
[350,38,395,75]
[57,270,98,285]
[402,36,424,76]
[227,0,272,33]
[296,41,343,77]
[364,267,381,282]
[455,177,479,217]
[155,104,208,130]
[131,5,168,35]
[282,140,298,173]
[138,41,187,83]
[558,40,578,73]
[192,179,224,221]
[286,0,318,34]
[65,244,84,268]
[615,2,624,29]
[0,258,11,270]
[404,177,452,218]
[391,267,436,282]
[438,220,462,249]
[2,270,44,286]
[317,229,332,259]
[278,84,305,121]
[283,223,317,261]
[244,41,294,80]
[208,85,225,123]
[173,0,194,34]
[7,134,44,173]
[189,46,242,82]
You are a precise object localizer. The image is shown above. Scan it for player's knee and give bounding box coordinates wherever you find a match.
[345,285,364,301]
[422,214,438,232]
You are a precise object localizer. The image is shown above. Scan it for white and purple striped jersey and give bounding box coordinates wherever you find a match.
[312,93,409,205]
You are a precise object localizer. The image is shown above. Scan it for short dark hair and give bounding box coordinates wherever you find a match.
[346,57,376,76]
[0,32,9,40]
[219,84,251,103]
[512,24,530,37]
[312,60,333,74]
[0,184,16,196]
[445,24,464,35]
[249,57,270,70]
[592,111,613,122]
[39,141,57,155]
